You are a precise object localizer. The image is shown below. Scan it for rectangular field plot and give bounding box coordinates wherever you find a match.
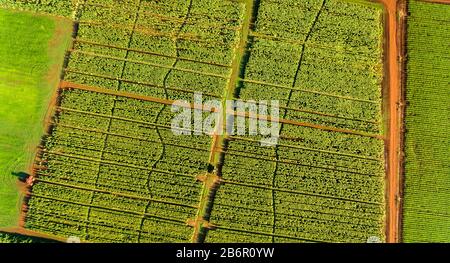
[402,0,450,243]
[3,0,389,243]
[26,89,211,242]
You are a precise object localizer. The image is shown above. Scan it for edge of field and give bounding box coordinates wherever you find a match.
[376,0,404,243]
[0,9,73,232]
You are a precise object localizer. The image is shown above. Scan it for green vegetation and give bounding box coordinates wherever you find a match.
[0,9,71,227]
[21,0,245,242]
[2,0,386,243]
[207,0,385,243]
[0,0,75,17]
[402,0,450,243]
[0,231,56,243]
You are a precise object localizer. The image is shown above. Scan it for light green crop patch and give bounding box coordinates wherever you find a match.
[0,8,71,227]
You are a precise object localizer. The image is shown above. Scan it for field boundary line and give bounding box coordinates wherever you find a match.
[236,99,380,124]
[77,21,235,47]
[41,150,195,179]
[249,31,381,57]
[378,0,402,243]
[79,15,240,32]
[240,78,380,104]
[64,70,221,97]
[33,178,198,209]
[74,38,231,67]
[221,147,379,176]
[57,106,212,135]
[228,136,382,161]
[83,2,243,28]
[213,225,326,243]
[60,81,383,139]
[69,49,230,79]
[190,0,256,243]
[56,123,211,153]
[29,193,189,225]
[220,179,383,205]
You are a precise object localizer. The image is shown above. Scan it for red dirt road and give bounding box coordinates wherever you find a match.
[378,0,402,243]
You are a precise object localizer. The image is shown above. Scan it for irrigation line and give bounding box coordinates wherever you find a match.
[215,201,382,224]
[79,13,240,31]
[33,171,189,201]
[249,31,381,58]
[269,1,325,240]
[42,139,208,174]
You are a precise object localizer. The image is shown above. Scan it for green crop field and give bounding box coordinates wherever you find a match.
[402,0,450,243]
[0,8,71,227]
[0,231,56,243]
[0,0,386,243]
[206,0,386,242]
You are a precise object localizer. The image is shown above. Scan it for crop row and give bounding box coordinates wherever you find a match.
[237,0,383,135]
[26,196,193,242]
[208,0,386,243]
[402,0,450,243]
[27,88,214,241]
[0,0,75,17]
[208,183,384,243]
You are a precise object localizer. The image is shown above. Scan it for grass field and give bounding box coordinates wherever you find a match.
[0,9,71,227]
[402,0,450,242]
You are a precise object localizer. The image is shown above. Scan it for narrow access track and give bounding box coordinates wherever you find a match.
[378,0,403,243]
[60,81,382,139]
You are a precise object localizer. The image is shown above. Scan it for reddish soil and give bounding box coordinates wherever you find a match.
[62,81,382,139]
[378,0,403,243]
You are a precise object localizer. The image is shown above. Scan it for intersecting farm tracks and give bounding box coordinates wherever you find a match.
[6,0,392,243]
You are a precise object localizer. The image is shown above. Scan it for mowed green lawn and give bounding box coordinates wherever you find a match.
[0,9,71,227]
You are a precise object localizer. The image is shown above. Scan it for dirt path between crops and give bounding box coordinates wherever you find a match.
[61,81,382,139]
[378,0,403,243]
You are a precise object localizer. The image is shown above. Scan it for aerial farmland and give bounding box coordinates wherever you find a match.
[0,0,448,245]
